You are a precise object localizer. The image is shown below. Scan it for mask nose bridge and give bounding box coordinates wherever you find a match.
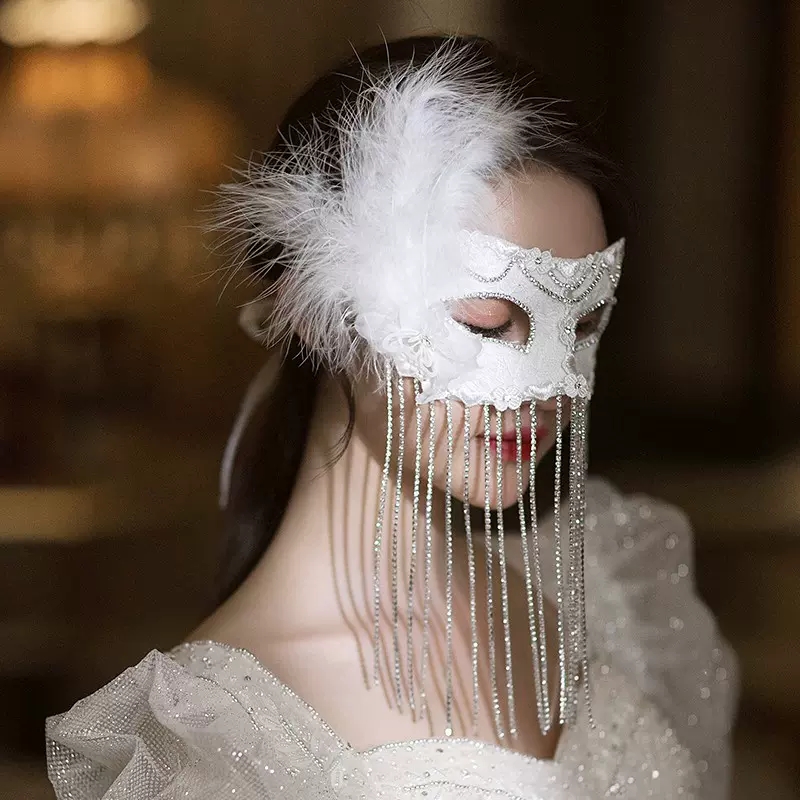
[535,396,560,412]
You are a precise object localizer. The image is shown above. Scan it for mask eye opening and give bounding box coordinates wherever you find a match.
[448,294,533,350]
[574,299,614,349]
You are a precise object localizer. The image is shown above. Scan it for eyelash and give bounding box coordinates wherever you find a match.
[463,319,513,339]
[460,307,605,341]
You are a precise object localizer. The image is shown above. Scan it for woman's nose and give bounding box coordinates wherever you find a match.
[535,397,560,412]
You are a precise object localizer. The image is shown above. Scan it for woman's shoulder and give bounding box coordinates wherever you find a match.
[46,642,344,799]
[579,477,738,799]
[581,476,696,564]
[47,641,340,745]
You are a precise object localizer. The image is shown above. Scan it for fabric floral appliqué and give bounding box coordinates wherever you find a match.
[562,373,590,398]
[355,303,481,385]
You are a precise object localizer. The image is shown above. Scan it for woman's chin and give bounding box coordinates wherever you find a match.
[500,491,528,511]
[462,485,531,512]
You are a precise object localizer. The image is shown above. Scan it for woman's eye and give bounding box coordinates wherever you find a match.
[463,319,513,340]
[450,297,529,344]
[575,306,606,341]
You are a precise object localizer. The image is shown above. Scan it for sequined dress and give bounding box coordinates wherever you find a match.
[46,480,737,799]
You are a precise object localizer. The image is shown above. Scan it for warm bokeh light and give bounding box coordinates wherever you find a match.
[7,46,151,112]
[0,0,148,47]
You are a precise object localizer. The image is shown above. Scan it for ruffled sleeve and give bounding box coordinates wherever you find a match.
[45,649,336,800]
[582,479,739,800]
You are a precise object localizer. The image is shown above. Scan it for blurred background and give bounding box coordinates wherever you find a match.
[0,0,797,797]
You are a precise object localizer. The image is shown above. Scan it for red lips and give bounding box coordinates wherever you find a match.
[486,427,548,463]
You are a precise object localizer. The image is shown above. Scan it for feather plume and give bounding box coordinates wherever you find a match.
[217,41,561,384]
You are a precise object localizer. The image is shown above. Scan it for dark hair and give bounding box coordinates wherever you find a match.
[218,35,625,602]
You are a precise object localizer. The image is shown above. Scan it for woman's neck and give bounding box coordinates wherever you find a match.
[195,374,561,755]
[222,374,449,648]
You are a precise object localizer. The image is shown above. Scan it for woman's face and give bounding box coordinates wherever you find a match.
[354,168,608,508]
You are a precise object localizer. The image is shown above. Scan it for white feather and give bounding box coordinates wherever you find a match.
[218,41,561,384]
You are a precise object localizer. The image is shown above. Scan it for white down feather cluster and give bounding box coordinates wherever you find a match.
[220,43,558,388]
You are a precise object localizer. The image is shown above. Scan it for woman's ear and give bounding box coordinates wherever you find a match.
[238,296,278,345]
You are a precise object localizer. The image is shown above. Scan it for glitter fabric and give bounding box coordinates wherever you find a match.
[47,480,737,800]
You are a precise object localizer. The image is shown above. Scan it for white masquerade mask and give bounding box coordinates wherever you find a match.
[220,43,623,741]
[355,230,624,410]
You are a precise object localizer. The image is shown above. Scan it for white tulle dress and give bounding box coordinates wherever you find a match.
[46,479,737,799]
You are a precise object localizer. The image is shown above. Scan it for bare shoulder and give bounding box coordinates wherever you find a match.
[265,635,430,747]
[192,607,427,749]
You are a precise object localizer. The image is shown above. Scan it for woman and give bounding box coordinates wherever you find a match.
[47,36,737,799]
